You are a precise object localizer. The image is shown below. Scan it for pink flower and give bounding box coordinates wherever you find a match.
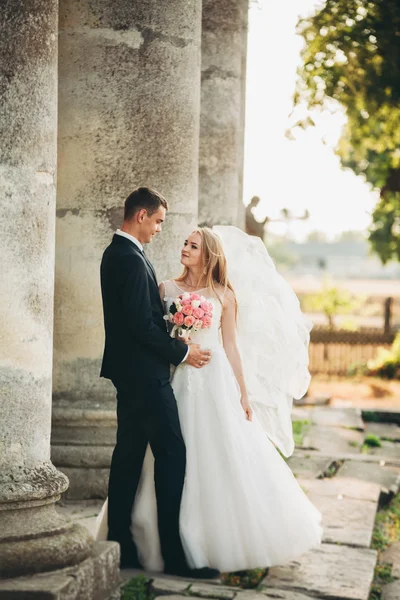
[182,304,193,316]
[202,315,212,328]
[200,302,209,312]
[181,297,191,306]
[191,293,201,301]
[207,302,214,313]
[193,307,205,319]
[194,319,203,329]
[184,315,195,327]
[174,312,185,326]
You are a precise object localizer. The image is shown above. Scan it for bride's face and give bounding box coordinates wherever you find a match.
[181,232,203,268]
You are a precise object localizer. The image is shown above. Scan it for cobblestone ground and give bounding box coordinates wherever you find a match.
[58,407,400,600]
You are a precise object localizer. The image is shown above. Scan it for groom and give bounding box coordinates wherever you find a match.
[100,187,218,578]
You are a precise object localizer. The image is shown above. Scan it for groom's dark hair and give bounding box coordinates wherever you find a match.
[124,187,168,220]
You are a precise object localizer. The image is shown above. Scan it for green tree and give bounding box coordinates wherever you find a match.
[293,0,400,263]
[304,280,363,329]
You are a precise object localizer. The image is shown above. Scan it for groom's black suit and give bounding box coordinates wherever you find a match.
[100,233,188,570]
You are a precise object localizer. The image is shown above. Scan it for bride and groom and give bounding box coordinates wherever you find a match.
[96,186,322,578]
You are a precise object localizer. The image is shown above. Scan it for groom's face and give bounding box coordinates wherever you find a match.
[140,206,166,243]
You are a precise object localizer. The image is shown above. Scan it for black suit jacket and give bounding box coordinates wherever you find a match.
[100,234,187,382]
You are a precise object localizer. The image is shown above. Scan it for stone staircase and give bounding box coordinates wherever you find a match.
[56,407,400,600]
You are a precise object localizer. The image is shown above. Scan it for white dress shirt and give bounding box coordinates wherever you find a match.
[115,229,188,364]
[115,229,143,251]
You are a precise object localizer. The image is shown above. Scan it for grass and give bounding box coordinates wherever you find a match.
[362,433,383,454]
[369,493,400,600]
[121,575,153,600]
[323,460,344,478]
[292,420,311,446]
[221,568,267,589]
[369,564,395,600]
[121,568,268,599]
[372,493,400,552]
[365,434,383,448]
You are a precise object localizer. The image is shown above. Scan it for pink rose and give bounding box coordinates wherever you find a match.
[181,297,191,306]
[202,315,212,328]
[182,304,193,316]
[194,319,203,329]
[174,312,185,326]
[207,302,214,313]
[200,302,209,311]
[191,293,201,301]
[193,307,205,319]
[184,315,195,327]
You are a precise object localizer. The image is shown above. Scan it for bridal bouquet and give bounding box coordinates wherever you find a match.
[164,292,213,341]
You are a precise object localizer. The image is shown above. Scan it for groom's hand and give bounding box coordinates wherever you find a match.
[186,344,212,369]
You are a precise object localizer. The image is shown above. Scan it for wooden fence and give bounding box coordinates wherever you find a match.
[309,328,396,375]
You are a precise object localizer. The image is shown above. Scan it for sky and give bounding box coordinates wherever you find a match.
[243,0,379,242]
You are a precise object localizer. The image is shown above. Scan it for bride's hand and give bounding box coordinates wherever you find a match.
[240,395,253,422]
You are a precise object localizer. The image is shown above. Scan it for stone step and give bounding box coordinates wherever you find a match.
[365,440,400,461]
[381,542,400,579]
[382,581,400,600]
[299,477,380,548]
[301,424,364,454]
[262,543,377,600]
[286,454,334,479]
[0,541,120,599]
[309,407,365,431]
[365,422,400,442]
[337,460,400,502]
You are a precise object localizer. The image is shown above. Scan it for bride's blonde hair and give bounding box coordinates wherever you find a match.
[176,227,237,315]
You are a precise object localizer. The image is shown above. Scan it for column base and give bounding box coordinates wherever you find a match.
[0,462,93,577]
[0,541,121,600]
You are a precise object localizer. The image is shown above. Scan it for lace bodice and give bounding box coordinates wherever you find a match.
[162,279,224,350]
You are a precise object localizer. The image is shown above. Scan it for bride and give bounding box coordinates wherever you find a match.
[95,226,322,573]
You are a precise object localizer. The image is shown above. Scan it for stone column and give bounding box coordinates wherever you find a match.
[0,0,93,579]
[199,0,249,227]
[53,0,202,498]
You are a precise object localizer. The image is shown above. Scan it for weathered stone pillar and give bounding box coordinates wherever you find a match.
[0,0,94,580]
[53,0,202,498]
[199,0,249,227]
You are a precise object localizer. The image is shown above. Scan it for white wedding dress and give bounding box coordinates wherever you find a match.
[95,265,323,572]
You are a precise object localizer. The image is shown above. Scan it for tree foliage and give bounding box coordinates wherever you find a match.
[304,280,363,329]
[294,0,400,263]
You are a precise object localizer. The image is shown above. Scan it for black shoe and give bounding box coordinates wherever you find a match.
[118,544,142,570]
[165,566,220,579]
[120,553,142,569]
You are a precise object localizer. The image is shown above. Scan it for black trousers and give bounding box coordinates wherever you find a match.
[107,376,187,571]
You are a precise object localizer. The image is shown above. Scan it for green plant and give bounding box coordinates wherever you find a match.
[121,575,153,600]
[366,333,400,380]
[323,460,344,478]
[292,0,400,265]
[303,281,364,330]
[364,434,382,448]
[221,568,267,589]
[292,420,311,446]
[362,411,380,423]
[369,563,395,600]
[372,493,400,551]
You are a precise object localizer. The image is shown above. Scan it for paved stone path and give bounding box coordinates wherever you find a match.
[57,407,400,600]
